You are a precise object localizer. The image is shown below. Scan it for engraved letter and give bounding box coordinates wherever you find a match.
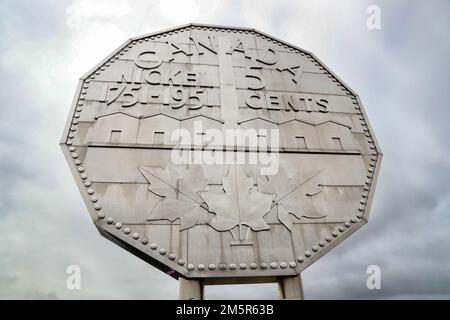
[282,94,300,112]
[171,88,188,109]
[245,66,266,90]
[316,98,329,113]
[189,36,217,55]
[188,90,205,110]
[144,70,162,85]
[256,48,279,65]
[122,84,141,107]
[245,93,262,110]
[276,65,302,84]
[167,41,192,62]
[227,39,251,59]
[134,51,162,69]
[266,94,281,111]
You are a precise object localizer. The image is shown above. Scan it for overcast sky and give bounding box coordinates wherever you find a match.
[0,0,449,299]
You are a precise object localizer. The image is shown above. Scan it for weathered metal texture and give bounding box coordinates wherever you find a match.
[61,23,382,283]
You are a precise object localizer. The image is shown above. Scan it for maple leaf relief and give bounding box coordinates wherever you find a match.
[140,165,326,236]
[199,166,274,236]
[139,166,209,230]
[258,168,327,231]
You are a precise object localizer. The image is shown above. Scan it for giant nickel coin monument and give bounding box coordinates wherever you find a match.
[61,24,382,299]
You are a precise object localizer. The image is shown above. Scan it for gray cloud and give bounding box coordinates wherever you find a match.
[0,0,449,299]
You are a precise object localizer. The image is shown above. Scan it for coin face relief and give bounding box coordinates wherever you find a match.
[61,24,382,280]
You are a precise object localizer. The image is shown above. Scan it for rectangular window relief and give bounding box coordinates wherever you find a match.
[332,137,344,150]
[196,132,207,146]
[109,130,122,143]
[153,131,165,144]
[295,136,307,149]
[257,134,267,151]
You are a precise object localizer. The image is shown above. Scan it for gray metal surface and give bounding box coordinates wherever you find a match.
[61,23,382,283]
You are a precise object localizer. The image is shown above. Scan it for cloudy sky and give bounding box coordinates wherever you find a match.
[0,0,449,299]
